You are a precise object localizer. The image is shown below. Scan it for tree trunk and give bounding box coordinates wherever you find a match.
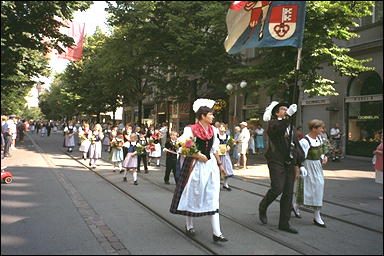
[188,80,198,124]
[138,99,143,125]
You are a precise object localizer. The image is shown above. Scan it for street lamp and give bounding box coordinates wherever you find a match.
[226,81,247,125]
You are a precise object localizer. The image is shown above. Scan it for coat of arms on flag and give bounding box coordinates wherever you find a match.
[224,1,306,55]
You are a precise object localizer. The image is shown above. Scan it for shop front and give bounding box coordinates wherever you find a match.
[346,71,383,157]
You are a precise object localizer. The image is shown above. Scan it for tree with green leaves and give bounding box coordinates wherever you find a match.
[1,1,91,114]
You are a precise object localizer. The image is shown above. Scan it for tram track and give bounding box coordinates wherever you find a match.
[65,153,310,255]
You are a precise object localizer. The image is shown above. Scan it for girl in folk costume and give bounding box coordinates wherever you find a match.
[217,124,234,191]
[122,133,139,185]
[88,124,104,168]
[255,123,265,155]
[149,129,162,167]
[110,132,124,173]
[122,125,132,159]
[78,123,91,160]
[64,121,77,152]
[40,122,47,137]
[293,119,328,228]
[170,99,228,243]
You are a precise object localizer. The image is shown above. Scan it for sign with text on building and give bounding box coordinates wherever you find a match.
[345,94,383,103]
[301,99,330,105]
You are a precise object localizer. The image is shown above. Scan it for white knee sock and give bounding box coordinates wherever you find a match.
[156,159,160,165]
[118,162,122,171]
[186,216,193,230]
[223,178,229,188]
[314,210,324,224]
[83,152,87,159]
[211,213,222,236]
[132,171,137,181]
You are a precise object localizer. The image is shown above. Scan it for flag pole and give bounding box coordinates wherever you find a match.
[287,47,302,163]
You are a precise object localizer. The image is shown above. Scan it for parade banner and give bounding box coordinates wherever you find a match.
[224,1,306,54]
[46,17,85,62]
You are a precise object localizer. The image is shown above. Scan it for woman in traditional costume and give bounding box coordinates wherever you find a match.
[170,98,228,242]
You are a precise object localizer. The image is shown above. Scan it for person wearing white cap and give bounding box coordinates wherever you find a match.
[170,98,228,243]
[2,115,17,157]
[236,121,250,169]
[258,101,305,234]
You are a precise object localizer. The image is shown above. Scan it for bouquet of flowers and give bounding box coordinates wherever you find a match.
[136,144,145,155]
[90,135,97,144]
[79,134,88,142]
[321,139,331,155]
[111,139,123,149]
[148,139,155,152]
[177,137,200,157]
[227,136,235,149]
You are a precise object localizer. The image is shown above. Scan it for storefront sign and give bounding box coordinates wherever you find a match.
[301,99,330,105]
[345,94,383,103]
[357,115,380,120]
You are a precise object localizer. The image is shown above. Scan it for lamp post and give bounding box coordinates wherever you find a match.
[226,81,247,125]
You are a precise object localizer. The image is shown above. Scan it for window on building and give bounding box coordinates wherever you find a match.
[360,2,383,26]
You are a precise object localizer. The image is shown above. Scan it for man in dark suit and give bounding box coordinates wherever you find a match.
[258,102,305,234]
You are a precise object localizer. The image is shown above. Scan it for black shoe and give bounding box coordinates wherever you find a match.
[259,203,268,224]
[278,226,298,234]
[123,177,127,182]
[164,181,170,185]
[313,219,326,228]
[212,234,228,242]
[185,226,195,237]
[113,169,116,172]
[156,164,160,167]
[89,162,92,166]
[134,180,138,185]
[148,162,151,166]
[292,207,302,218]
[119,170,124,174]
[223,186,232,191]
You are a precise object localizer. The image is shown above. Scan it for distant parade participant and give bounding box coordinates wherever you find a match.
[163,131,179,184]
[137,131,149,173]
[258,101,305,234]
[170,99,228,243]
[78,123,91,160]
[88,124,104,168]
[149,128,162,167]
[295,119,328,228]
[122,133,139,185]
[40,121,47,137]
[110,132,124,173]
[102,125,112,152]
[122,124,132,159]
[217,124,234,191]
[64,121,77,153]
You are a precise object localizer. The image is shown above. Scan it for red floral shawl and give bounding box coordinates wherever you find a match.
[190,122,214,141]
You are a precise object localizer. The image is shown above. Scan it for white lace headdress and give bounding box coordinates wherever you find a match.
[192,98,216,113]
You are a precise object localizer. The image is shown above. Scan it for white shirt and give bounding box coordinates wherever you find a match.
[238,127,250,144]
[3,120,16,135]
[299,135,325,159]
[330,128,341,139]
[255,128,264,136]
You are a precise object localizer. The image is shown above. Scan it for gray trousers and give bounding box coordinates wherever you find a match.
[3,134,12,156]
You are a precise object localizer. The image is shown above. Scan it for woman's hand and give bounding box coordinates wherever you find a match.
[196,153,208,163]
[322,156,328,165]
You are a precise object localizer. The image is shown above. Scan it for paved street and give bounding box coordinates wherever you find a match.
[1,131,383,255]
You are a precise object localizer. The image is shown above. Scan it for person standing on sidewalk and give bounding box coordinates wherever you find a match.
[373,131,383,199]
[255,124,265,155]
[233,126,241,167]
[170,99,228,243]
[258,101,305,234]
[2,115,17,157]
[330,123,342,161]
[236,122,250,169]
[294,119,328,228]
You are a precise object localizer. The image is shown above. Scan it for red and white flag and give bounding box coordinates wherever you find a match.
[46,17,85,62]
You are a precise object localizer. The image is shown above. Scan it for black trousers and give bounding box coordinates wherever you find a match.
[259,160,295,228]
[164,157,177,183]
[137,153,148,171]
